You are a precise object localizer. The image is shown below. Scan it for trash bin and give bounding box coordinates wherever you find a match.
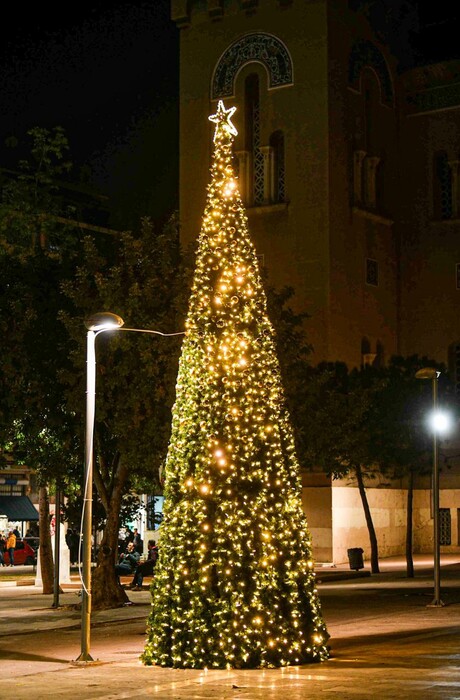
[347,547,364,570]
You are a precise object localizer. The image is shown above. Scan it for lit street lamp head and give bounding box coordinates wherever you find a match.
[430,410,452,434]
[415,367,440,380]
[85,312,125,331]
[415,367,451,434]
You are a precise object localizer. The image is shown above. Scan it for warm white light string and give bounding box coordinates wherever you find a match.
[77,326,185,594]
[142,100,330,668]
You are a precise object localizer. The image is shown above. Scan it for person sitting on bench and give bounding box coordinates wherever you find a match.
[129,540,158,590]
[115,542,140,582]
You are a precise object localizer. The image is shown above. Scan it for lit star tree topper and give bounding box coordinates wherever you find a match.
[142,100,329,669]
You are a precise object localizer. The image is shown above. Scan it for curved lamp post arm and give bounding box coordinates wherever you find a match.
[116,327,185,338]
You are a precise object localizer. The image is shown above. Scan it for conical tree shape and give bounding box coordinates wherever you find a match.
[142,101,329,669]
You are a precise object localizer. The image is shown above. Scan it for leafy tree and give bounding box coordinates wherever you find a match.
[371,355,456,577]
[0,126,82,591]
[59,215,185,608]
[0,126,73,249]
[286,354,456,576]
[292,362,387,573]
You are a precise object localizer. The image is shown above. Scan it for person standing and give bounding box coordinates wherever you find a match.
[6,531,16,567]
[132,528,143,554]
[65,528,78,565]
[123,527,134,552]
[70,529,80,565]
[0,534,6,566]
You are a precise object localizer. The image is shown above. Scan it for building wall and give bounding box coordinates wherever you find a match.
[172,0,414,369]
[302,471,333,563]
[171,1,460,562]
[327,1,400,367]
[331,485,460,565]
[399,62,460,366]
[175,0,332,361]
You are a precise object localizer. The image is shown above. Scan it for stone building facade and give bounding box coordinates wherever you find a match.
[170,0,460,562]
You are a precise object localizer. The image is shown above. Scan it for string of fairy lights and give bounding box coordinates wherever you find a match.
[142,101,329,669]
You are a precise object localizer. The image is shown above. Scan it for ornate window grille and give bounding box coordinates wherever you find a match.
[253,95,265,205]
[366,258,379,286]
[439,508,451,546]
[245,74,264,206]
[270,130,286,203]
[434,152,453,219]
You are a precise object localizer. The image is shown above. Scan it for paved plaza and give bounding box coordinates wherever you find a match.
[0,555,459,699]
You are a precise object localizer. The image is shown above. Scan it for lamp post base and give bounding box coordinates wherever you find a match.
[74,653,96,663]
[427,598,445,608]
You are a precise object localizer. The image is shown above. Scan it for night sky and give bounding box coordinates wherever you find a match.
[0,0,179,228]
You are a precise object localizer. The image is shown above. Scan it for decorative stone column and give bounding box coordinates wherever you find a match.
[235,150,251,205]
[34,522,71,587]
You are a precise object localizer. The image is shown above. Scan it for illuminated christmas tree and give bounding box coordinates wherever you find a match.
[142,101,329,669]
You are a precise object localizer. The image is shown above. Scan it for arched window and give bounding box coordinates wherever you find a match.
[214,33,293,209]
[349,40,394,107]
[269,130,286,203]
[212,32,293,100]
[349,39,394,214]
[361,74,382,209]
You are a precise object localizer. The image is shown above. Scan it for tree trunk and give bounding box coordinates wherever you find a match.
[91,452,129,610]
[38,486,54,594]
[355,464,380,574]
[91,504,129,610]
[406,469,415,578]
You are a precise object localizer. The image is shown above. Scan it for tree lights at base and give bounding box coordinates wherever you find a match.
[142,100,329,669]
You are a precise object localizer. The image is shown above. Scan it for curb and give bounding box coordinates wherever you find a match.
[316,570,371,583]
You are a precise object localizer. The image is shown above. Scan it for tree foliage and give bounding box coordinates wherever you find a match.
[281,352,455,573]
[59,215,186,607]
[0,127,187,605]
[0,126,82,487]
[0,126,82,590]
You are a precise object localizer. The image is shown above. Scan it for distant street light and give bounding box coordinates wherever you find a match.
[415,367,451,608]
[76,312,184,663]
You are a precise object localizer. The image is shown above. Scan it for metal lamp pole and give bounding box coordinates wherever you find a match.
[75,312,184,663]
[415,367,444,608]
[76,312,124,663]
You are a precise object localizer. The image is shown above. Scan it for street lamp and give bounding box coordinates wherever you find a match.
[415,367,451,608]
[76,312,184,663]
[77,312,124,662]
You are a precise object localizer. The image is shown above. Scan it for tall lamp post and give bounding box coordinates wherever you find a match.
[77,312,124,662]
[76,312,184,663]
[415,367,450,608]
